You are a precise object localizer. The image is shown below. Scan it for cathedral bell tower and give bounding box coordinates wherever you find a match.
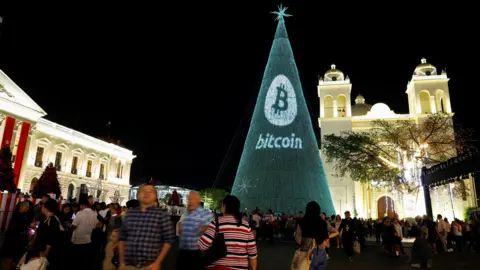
[318,64,355,215]
[406,58,452,116]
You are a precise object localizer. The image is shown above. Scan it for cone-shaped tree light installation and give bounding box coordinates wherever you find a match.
[232,5,335,215]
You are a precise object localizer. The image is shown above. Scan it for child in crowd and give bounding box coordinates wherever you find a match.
[103,229,120,270]
[18,248,49,270]
[410,227,432,268]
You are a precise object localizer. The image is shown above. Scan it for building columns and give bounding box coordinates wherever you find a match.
[13,122,31,187]
[429,96,437,114]
[333,100,338,118]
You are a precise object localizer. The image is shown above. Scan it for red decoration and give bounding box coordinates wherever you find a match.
[168,189,180,206]
[1,117,15,148]
[13,122,31,187]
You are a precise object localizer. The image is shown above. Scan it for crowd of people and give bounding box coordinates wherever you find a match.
[0,193,139,270]
[1,185,479,270]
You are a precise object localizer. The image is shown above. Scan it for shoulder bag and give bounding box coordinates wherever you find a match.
[204,216,228,265]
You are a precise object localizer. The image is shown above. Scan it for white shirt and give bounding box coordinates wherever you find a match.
[252,214,261,228]
[99,209,109,218]
[71,208,97,245]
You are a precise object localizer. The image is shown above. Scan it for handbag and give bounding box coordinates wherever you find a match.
[353,240,361,254]
[204,216,228,265]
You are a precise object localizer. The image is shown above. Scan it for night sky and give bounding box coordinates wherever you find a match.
[0,2,478,190]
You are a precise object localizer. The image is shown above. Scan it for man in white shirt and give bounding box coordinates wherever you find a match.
[71,199,98,270]
[436,214,448,252]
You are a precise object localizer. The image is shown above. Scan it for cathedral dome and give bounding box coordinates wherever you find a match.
[324,64,345,81]
[352,94,372,116]
[367,103,395,117]
[414,58,437,76]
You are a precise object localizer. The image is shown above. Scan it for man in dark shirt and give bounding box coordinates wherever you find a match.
[119,184,174,270]
[339,211,356,261]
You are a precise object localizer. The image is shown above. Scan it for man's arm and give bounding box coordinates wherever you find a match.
[118,216,128,268]
[150,213,175,267]
[200,211,214,234]
[119,241,126,267]
[71,211,81,230]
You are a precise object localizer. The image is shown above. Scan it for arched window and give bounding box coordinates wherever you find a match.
[67,184,75,200]
[337,95,347,117]
[324,96,334,118]
[435,90,446,113]
[419,91,431,114]
[30,177,39,193]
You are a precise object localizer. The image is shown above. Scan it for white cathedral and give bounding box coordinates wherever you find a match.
[318,58,476,220]
[0,69,134,203]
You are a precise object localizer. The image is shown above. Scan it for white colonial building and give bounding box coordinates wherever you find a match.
[319,58,476,220]
[0,69,135,204]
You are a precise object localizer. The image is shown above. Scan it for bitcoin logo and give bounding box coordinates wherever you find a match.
[272,84,288,114]
[264,74,297,126]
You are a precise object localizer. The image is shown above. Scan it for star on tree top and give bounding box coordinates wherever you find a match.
[271,4,292,21]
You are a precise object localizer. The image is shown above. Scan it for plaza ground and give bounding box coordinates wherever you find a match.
[162,239,478,270]
[0,234,477,269]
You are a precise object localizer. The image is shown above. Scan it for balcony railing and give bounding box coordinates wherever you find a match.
[55,165,61,171]
[34,161,43,168]
[99,175,105,180]
[71,168,77,175]
[86,172,92,178]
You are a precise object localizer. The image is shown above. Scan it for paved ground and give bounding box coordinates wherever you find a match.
[1,233,478,269]
[162,240,478,270]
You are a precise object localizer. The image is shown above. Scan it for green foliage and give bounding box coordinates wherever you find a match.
[323,113,474,194]
[323,132,400,188]
[199,188,229,211]
[160,193,171,204]
[464,206,474,221]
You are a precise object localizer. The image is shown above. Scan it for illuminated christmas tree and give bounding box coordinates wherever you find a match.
[231,5,335,215]
[34,162,61,198]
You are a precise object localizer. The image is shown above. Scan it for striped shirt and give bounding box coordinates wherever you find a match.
[198,216,257,270]
[179,207,213,250]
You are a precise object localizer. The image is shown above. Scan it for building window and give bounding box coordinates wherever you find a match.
[34,147,44,167]
[86,160,93,177]
[116,161,122,178]
[71,156,78,175]
[99,164,105,180]
[54,152,62,171]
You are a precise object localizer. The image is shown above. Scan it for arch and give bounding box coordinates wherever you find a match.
[337,95,347,117]
[435,90,447,113]
[67,183,75,200]
[324,95,334,118]
[377,196,395,219]
[29,177,39,193]
[419,91,431,114]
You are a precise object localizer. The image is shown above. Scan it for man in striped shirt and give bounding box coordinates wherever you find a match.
[177,191,213,270]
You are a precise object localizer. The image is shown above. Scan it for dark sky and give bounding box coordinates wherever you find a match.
[0,2,478,190]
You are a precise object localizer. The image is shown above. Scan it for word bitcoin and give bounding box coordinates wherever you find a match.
[255,133,303,150]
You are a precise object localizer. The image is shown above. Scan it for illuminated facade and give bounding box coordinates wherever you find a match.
[319,59,475,220]
[0,69,135,203]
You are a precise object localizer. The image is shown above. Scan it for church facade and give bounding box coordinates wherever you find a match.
[0,69,134,204]
[318,58,476,220]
